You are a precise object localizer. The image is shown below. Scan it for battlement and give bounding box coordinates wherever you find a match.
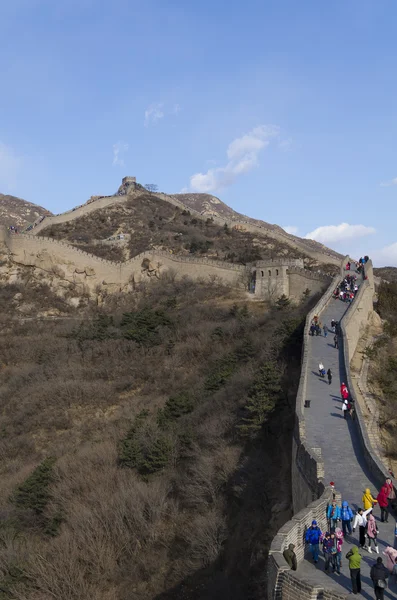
[255,258,304,268]
[122,176,136,185]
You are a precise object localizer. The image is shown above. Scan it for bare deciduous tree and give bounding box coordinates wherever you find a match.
[144,184,159,194]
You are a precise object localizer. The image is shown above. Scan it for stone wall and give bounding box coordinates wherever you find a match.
[3,229,333,302]
[30,187,342,265]
[268,256,397,600]
[342,260,375,361]
[5,233,249,292]
[268,256,348,600]
[288,268,331,302]
[339,260,395,491]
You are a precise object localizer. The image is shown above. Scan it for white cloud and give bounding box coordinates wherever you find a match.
[283,225,299,235]
[380,177,397,187]
[144,103,164,126]
[0,142,21,190]
[278,138,293,151]
[189,125,280,193]
[372,242,397,267]
[112,141,128,167]
[305,222,376,244]
[173,103,181,114]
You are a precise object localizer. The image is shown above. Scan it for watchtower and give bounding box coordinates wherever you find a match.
[250,259,304,300]
[122,176,136,185]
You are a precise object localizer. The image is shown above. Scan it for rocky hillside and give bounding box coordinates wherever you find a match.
[374,266,397,283]
[174,193,343,260]
[40,194,339,274]
[0,271,317,600]
[0,193,52,228]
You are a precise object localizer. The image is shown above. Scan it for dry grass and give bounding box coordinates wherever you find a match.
[40,194,310,265]
[0,275,314,599]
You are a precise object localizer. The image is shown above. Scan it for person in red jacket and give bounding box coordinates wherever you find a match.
[377,486,389,522]
[341,383,349,401]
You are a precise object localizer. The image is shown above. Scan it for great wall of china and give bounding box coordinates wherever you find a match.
[1,180,395,597]
[0,183,340,300]
[267,257,396,600]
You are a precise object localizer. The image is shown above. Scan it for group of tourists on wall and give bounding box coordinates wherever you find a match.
[333,273,359,303]
[309,315,339,349]
[301,477,397,597]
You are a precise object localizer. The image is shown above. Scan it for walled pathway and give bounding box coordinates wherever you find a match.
[298,273,397,598]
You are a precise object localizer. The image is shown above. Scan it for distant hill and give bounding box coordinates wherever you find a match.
[374,266,397,283]
[174,193,343,260]
[40,193,339,275]
[0,193,52,228]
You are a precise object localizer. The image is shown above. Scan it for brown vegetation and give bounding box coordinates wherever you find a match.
[40,195,315,265]
[0,274,318,599]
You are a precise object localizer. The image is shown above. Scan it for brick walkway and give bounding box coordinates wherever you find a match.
[299,285,397,599]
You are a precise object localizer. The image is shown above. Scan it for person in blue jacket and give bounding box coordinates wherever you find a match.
[305,520,322,563]
[327,500,341,531]
[341,500,354,535]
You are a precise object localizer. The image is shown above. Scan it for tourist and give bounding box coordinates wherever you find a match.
[353,507,372,548]
[283,543,297,571]
[327,368,332,385]
[318,362,325,378]
[377,484,390,523]
[327,500,341,531]
[346,546,362,594]
[334,527,344,575]
[323,324,328,337]
[342,399,349,419]
[385,477,396,513]
[310,323,315,336]
[366,511,379,554]
[362,488,378,511]
[383,546,397,572]
[331,318,336,329]
[334,334,339,349]
[370,557,389,600]
[322,531,334,572]
[341,501,353,535]
[305,520,322,563]
[341,382,349,399]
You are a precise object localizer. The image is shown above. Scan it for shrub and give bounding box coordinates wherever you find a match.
[118,412,173,475]
[238,362,283,436]
[120,307,173,346]
[157,392,193,428]
[11,457,56,516]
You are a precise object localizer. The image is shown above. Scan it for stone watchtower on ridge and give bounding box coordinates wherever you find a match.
[249,258,330,302]
[117,176,138,196]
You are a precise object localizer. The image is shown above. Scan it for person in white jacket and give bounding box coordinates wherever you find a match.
[353,508,373,549]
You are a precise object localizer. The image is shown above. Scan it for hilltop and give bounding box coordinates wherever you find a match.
[175,192,342,260]
[0,193,52,228]
[40,193,335,270]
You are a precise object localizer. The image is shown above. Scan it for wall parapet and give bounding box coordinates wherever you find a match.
[267,255,348,599]
[268,256,397,600]
[339,260,396,491]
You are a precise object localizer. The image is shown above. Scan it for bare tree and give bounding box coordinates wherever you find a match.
[145,184,159,194]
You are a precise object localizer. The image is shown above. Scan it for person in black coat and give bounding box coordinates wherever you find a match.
[370,557,389,600]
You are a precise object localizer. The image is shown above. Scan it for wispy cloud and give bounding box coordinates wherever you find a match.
[144,103,164,127]
[0,141,21,190]
[278,138,293,151]
[380,177,397,187]
[188,125,280,193]
[283,225,299,235]
[112,141,128,167]
[173,103,181,114]
[372,242,397,267]
[305,223,376,244]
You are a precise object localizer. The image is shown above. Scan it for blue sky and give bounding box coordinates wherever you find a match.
[1,0,397,266]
